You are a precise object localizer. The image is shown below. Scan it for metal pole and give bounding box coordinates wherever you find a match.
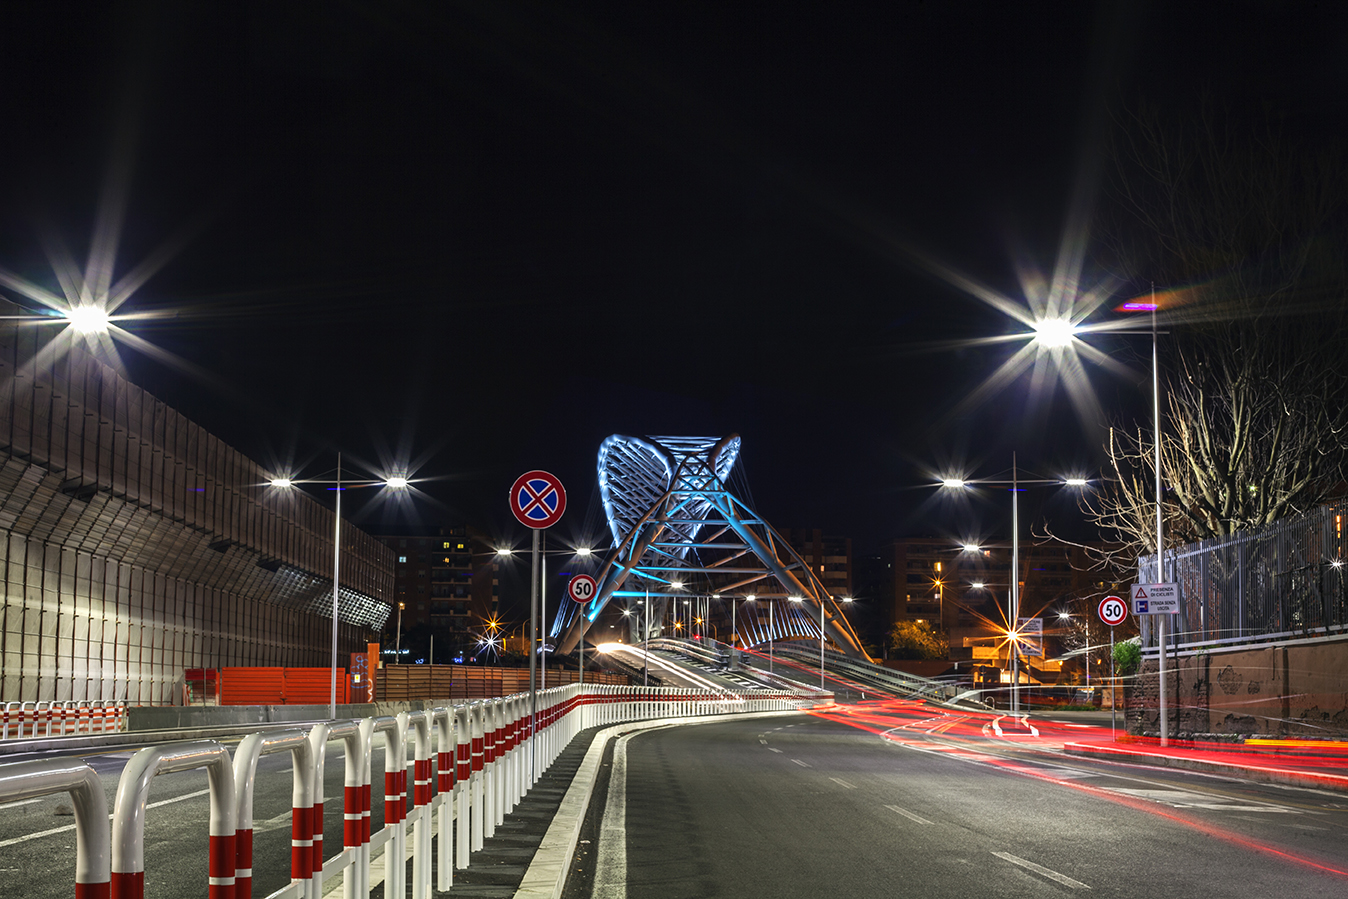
[1011,453,1020,717]
[643,590,649,686]
[1110,626,1117,739]
[769,601,774,675]
[1153,291,1168,746]
[541,536,547,692]
[395,603,403,663]
[819,600,826,691]
[529,528,539,782]
[329,453,342,720]
[731,599,737,667]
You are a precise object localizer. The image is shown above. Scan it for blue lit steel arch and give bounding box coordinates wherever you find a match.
[554,434,870,660]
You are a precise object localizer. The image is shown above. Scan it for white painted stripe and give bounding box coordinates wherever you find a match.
[0,787,211,849]
[593,731,636,899]
[768,747,782,753]
[790,759,811,768]
[829,777,856,790]
[0,797,44,809]
[991,851,1090,889]
[758,739,768,745]
[884,805,934,826]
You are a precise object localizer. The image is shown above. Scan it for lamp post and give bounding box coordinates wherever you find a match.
[395,601,406,664]
[939,464,1087,716]
[789,596,827,691]
[270,455,410,719]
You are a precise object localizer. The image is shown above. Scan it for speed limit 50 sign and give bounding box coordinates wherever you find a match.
[1098,595,1128,626]
[568,574,597,605]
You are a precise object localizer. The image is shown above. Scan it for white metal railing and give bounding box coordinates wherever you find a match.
[1,700,127,740]
[0,684,827,899]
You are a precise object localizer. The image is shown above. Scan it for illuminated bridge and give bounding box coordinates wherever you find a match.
[553,434,870,660]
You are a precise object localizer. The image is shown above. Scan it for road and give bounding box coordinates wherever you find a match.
[0,737,387,899]
[578,700,1348,898]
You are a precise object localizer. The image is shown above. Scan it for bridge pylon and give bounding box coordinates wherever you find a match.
[553,434,872,662]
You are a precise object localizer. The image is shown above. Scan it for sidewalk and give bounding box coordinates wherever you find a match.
[1062,736,1348,794]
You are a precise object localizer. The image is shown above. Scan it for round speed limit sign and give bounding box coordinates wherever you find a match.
[1098,595,1128,626]
[568,574,597,605]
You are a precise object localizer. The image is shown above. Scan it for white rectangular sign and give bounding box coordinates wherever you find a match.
[1016,617,1043,658]
[1131,582,1180,615]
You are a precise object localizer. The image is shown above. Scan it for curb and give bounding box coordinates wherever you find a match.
[514,709,804,899]
[1063,740,1348,794]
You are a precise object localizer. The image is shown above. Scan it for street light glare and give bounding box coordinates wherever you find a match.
[385,476,409,489]
[575,546,592,556]
[1064,477,1088,487]
[270,477,293,488]
[670,580,683,590]
[961,543,981,553]
[67,305,110,334]
[941,477,966,489]
[745,594,755,601]
[496,547,514,556]
[972,582,985,589]
[1032,317,1077,348]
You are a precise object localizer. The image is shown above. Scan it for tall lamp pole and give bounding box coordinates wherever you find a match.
[271,455,410,720]
[1150,292,1169,746]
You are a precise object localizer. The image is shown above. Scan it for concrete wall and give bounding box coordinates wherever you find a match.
[1127,634,1348,737]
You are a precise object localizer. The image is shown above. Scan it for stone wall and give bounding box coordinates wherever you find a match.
[1127,634,1348,737]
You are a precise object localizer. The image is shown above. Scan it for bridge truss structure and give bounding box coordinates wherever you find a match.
[552,434,871,660]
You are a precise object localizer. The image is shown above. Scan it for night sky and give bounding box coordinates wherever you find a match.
[2,2,1345,559]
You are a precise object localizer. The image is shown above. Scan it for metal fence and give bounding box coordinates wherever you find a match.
[1137,498,1348,650]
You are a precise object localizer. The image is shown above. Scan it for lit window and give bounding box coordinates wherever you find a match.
[398,556,407,564]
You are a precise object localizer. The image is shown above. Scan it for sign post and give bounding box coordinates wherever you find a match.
[510,470,567,782]
[568,575,596,685]
[1097,596,1127,738]
[1131,582,1179,743]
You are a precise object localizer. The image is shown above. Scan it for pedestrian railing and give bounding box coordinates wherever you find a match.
[1,700,127,740]
[0,683,827,899]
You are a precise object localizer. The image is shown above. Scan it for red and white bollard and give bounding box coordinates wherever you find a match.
[111,741,237,899]
[0,757,110,898]
[231,730,315,899]
[454,705,471,869]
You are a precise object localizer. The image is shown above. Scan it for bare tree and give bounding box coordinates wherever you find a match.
[1089,101,1348,562]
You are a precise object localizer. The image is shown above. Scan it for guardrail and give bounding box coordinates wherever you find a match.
[0,683,827,899]
[1,701,126,740]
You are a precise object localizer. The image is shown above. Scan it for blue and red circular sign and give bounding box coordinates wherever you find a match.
[509,470,567,529]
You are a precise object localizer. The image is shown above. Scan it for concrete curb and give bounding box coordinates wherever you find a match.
[514,709,803,899]
[1063,741,1348,794]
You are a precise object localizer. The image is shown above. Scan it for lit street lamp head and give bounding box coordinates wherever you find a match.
[270,477,293,489]
[66,305,110,334]
[1031,317,1077,348]
[941,477,967,489]
[385,476,409,489]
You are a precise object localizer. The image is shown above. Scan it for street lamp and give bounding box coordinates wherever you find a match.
[270,454,411,718]
[395,601,406,664]
[938,463,1087,716]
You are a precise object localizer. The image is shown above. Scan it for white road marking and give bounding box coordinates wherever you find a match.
[768,747,782,753]
[884,805,933,826]
[0,788,211,849]
[592,731,638,899]
[759,739,768,745]
[829,777,856,790]
[1101,787,1304,813]
[0,798,44,809]
[791,758,811,768]
[992,851,1091,889]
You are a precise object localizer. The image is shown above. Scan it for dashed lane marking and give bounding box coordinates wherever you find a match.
[791,758,811,768]
[829,777,856,789]
[884,805,934,826]
[991,851,1090,889]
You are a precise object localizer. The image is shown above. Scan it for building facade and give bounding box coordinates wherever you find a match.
[376,526,500,661]
[0,302,393,703]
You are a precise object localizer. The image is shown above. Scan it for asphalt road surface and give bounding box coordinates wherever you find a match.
[580,701,1348,899]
